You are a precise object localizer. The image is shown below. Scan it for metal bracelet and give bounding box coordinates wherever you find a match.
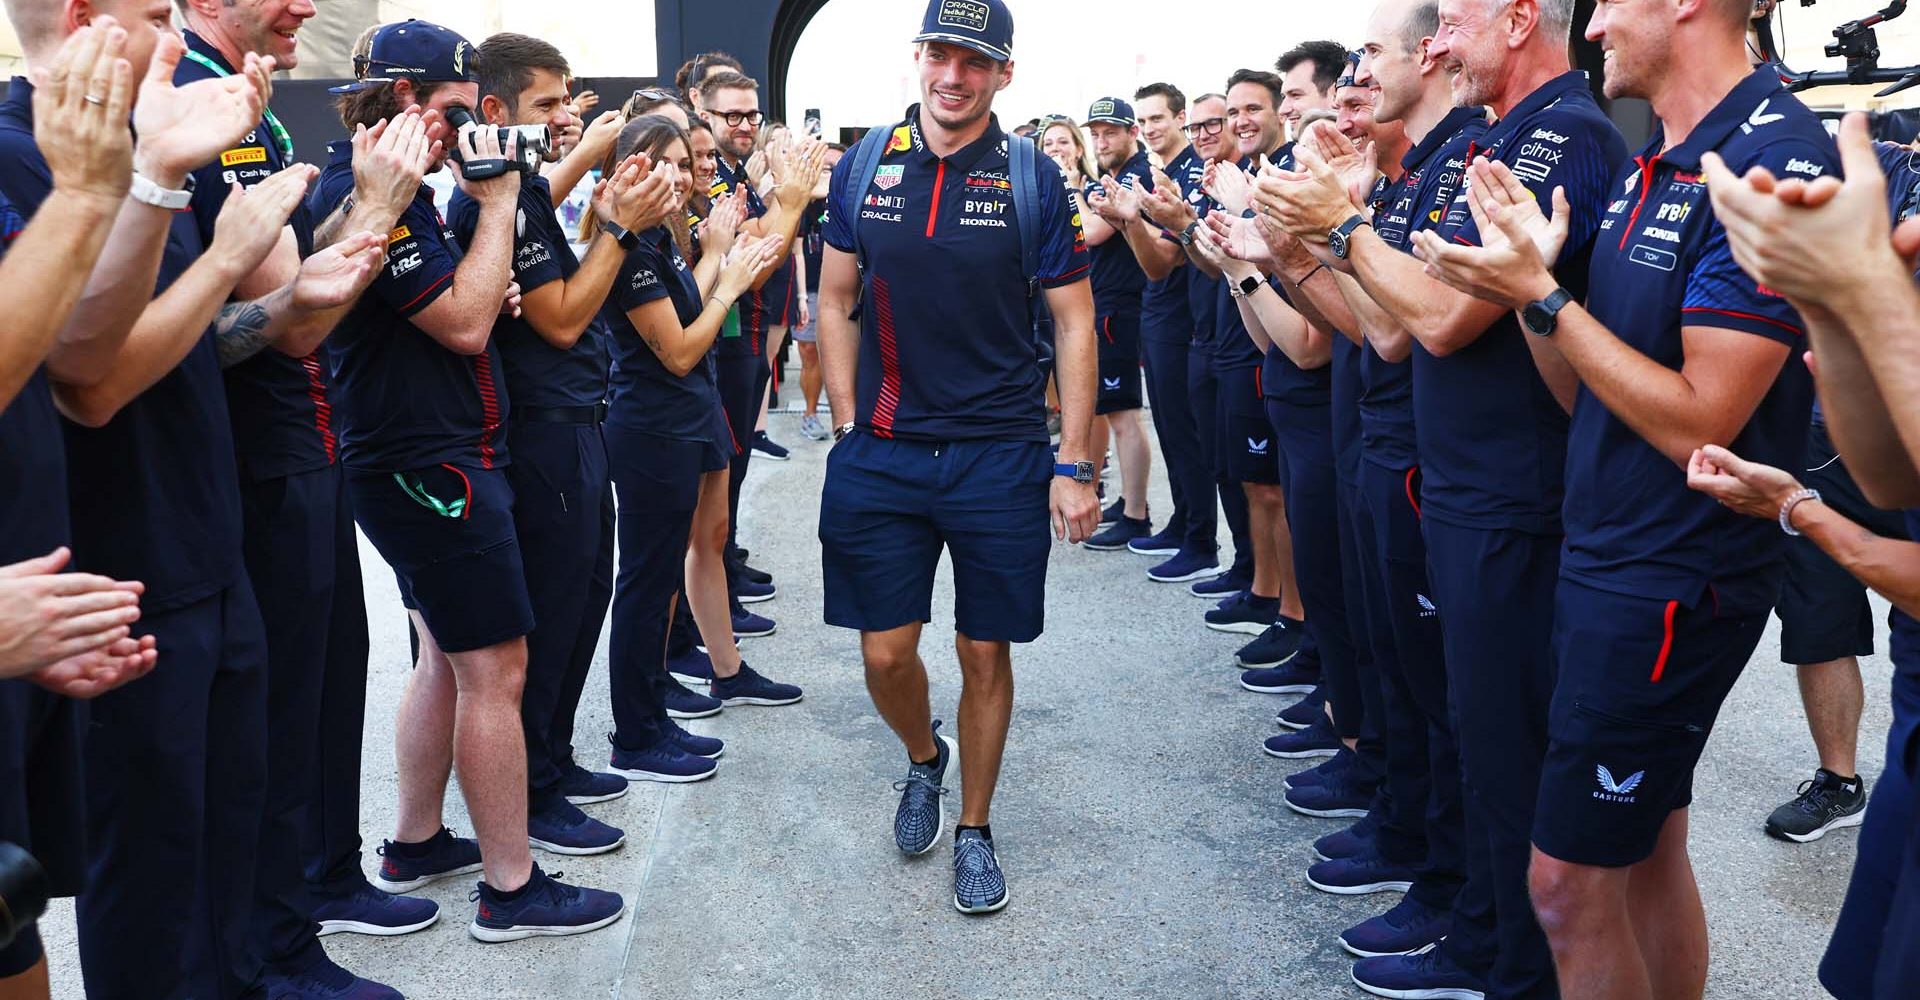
[1779,487,1822,537]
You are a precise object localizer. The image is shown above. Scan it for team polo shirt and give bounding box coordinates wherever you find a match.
[1212,156,1272,373]
[1363,107,1488,472]
[1171,154,1219,351]
[823,108,1089,442]
[449,177,609,411]
[1085,147,1153,318]
[713,154,794,347]
[313,143,511,472]
[1419,71,1628,533]
[1563,70,1832,612]
[1141,144,1199,344]
[0,88,68,564]
[177,31,330,484]
[602,226,722,440]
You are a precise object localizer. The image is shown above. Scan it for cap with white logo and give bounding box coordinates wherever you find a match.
[912,0,1015,63]
[1085,97,1135,128]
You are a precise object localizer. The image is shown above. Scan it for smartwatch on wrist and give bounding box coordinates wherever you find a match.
[1177,222,1200,247]
[1521,288,1574,337]
[600,221,641,251]
[1229,273,1262,299]
[1054,461,1096,484]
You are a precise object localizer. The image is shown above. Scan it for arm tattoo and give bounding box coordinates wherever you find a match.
[214,285,291,369]
[312,201,351,248]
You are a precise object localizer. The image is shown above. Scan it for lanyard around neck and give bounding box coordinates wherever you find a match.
[180,47,294,162]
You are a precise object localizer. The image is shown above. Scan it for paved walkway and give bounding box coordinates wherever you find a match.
[39,409,1881,998]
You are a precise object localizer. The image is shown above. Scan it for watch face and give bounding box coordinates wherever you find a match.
[1329,229,1351,260]
[1523,303,1552,335]
[1075,461,1095,483]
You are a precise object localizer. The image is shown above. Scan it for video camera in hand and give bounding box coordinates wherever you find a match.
[0,842,48,951]
[443,107,551,181]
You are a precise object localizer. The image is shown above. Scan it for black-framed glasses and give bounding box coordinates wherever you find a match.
[715,110,764,128]
[1184,117,1227,137]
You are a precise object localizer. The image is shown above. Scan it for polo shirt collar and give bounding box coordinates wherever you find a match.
[897,104,1008,172]
[1403,105,1486,173]
[1653,68,1786,171]
[5,77,35,127]
[1493,70,1590,134]
[182,29,236,74]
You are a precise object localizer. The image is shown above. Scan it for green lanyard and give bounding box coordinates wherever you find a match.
[180,47,294,162]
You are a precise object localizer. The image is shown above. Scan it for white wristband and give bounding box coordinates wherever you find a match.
[1779,488,1821,537]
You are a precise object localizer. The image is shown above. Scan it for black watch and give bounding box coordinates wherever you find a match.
[1054,461,1096,484]
[1327,213,1372,260]
[1233,273,1263,298]
[601,221,641,251]
[1522,287,1574,337]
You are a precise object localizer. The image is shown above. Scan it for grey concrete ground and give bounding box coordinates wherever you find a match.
[39,406,1885,999]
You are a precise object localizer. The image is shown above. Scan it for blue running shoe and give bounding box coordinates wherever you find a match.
[1085,515,1151,551]
[1241,662,1318,695]
[1189,571,1248,599]
[1205,592,1278,636]
[953,828,1008,914]
[1276,687,1327,730]
[1236,617,1306,669]
[468,864,626,943]
[665,719,724,759]
[608,735,718,783]
[557,763,629,805]
[735,577,777,605]
[264,957,400,1000]
[667,647,715,686]
[1100,495,1125,524]
[1350,949,1487,1000]
[375,827,483,893]
[712,662,803,706]
[528,799,625,856]
[1264,716,1342,760]
[664,679,723,720]
[1307,850,1418,895]
[1340,896,1452,958]
[1127,526,1182,557]
[894,721,957,855]
[732,605,777,638]
[1284,747,1357,791]
[1148,548,1221,583]
[1286,772,1374,819]
[750,430,790,461]
[312,879,439,937]
[1314,814,1379,863]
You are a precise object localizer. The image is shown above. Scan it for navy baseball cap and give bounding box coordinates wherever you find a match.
[328,20,479,95]
[1085,97,1136,127]
[912,0,1014,63]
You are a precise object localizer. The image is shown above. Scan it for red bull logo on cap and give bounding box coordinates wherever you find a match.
[938,0,991,31]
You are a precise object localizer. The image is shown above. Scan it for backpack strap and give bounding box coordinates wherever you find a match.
[840,124,894,281]
[1007,133,1041,299]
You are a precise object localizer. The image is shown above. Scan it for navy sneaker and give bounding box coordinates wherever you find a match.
[1315,814,1379,863]
[732,605,777,638]
[608,735,718,783]
[1148,548,1222,583]
[557,763,629,805]
[1126,525,1182,557]
[311,879,439,937]
[894,721,957,855]
[1307,849,1417,895]
[734,558,774,586]
[528,799,626,856]
[1241,662,1318,695]
[1100,495,1125,524]
[735,577,777,605]
[469,864,626,943]
[1276,687,1327,730]
[1284,747,1357,791]
[375,827,483,893]
[1340,896,1452,958]
[1264,716,1342,759]
[665,719,724,759]
[667,647,715,686]
[1235,617,1305,669]
[953,828,1008,914]
[1085,515,1151,551]
[1286,772,1374,818]
[750,430,790,461]
[664,679,723,719]
[264,957,401,1000]
[1205,592,1278,635]
[712,662,804,706]
[1351,949,1487,1000]
[1189,571,1248,599]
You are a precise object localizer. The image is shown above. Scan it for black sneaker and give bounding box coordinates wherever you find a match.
[1765,768,1868,843]
[1085,515,1151,551]
[1276,687,1327,730]
[1100,495,1125,524]
[750,431,790,461]
[1235,617,1305,669]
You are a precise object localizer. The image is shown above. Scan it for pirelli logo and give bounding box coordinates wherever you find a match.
[221,147,268,167]
[387,225,411,244]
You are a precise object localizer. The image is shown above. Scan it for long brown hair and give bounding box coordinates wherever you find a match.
[581,114,693,259]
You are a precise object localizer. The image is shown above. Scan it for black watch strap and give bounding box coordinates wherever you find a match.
[1522,287,1575,336]
[602,221,640,251]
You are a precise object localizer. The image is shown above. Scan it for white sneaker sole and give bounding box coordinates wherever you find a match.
[901,734,959,857]
[719,694,804,707]
[1772,809,1867,843]
[1150,564,1223,583]
[1239,677,1312,694]
[1265,744,1342,761]
[1308,873,1412,895]
[667,671,712,686]
[529,833,627,856]
[954,890,1009,915]
[751,450,791,462]
[1129,544,1183,557]
[665,704,723,720]
[1287,798,1370,820]
[564,785,630,806]
[317,911,440,937]
[1339,936,1441,959]
[1349,968,1485,1000]
[376,861,485,894]
[1206,620,1274,636]
[468,906,627,943]
[608,763,718,783]
[734,625,777,639]
[737,590,777,605]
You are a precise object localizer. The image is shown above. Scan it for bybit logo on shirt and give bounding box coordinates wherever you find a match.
[936,0,990,31]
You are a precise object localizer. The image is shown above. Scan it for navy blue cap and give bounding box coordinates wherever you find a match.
[1085,97,1135,127]
[328,20,479,95]
[912,0,1014,63]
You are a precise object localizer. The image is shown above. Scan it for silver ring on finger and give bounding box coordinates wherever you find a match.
[84,94,106,106]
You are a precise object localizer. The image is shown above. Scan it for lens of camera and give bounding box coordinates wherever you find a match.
[0,842,50,951]
[505,124,553,155]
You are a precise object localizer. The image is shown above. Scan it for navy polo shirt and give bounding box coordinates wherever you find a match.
[313,142,511,472]
[1363,107,1488,472]
[1881,140,1920,230]
[1085,147,1153,318]
[177,31,329,485]
[1162,149,1218,349]
[1563,70,1833,613]
[0,85,68,565]
[449,177,609,410]
[823,107,1089,442]
[602,226,723,442]
[713,154,794,346]
[1419,70,1628,533]
[1141,144,1199,344]
[1212,155,1272,373]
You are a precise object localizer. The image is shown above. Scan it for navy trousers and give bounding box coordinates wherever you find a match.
[1190,348,1251,579]
[606,426,705,751]
[1142,333,1213,555]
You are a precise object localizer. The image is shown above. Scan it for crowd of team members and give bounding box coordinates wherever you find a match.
[977,0,1919,997]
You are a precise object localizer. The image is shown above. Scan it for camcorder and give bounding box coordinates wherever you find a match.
[443,107,553,180]
[0,842,48,951]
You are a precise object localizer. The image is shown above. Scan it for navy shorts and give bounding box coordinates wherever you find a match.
[0,682,86,975]
[1534,579,1769,867]
[820,432,1053,643]
[348,463,535,654]
[1777,422,1908,665]
[1215,366,1280,485]
[1096,314,1143,415]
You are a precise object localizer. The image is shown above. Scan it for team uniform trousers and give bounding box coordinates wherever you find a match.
[1188,347,1251,580]
[1140,331,1212,555]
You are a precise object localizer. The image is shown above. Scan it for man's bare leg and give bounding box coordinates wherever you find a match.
[954,633,1015,826]
[861,623,938,763]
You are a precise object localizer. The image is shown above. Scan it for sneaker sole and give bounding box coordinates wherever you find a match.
[734,625,778,639]
[1128,544,1183,557]
[1240,677,1314,694]
[900,734,959,857]
[1339,935,1442,959]
[1275,714,1315,731]
[667,672,713,686]
[1264,744,1342,760]
[1768,809,1867,843]
[376,862,485,894]
[1205,620,1275,636]
[1286,798,1372,819]
[665,706,723,720]
[1308,873,1413,895]
[1349,968,1485,1000]
[954,891,1009,915]
[718,694,804,707]
[737,591,777,605]
[1236,648,1302,670]
[608,764,718,783]
[529,834,627,856]
[751,451,791,462]
[317,911,441,937]
[1150,564,1224,583]
[1082,539,1139,552]
[1187,581,1235,598]
[468,906,627,944]
[565,786,630,806]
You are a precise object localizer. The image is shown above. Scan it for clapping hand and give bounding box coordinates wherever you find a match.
[0,548,144,681]
[33,17,134,207]
[351,108,438,227]
[132,32,270,187]
[291,230,387,312]
[1139,166,1196,232]
[1205,159,1255,216]
[208,165,317,278]
[1409,158,1565,310]
[700,189,748,258]
[718,234,785,299]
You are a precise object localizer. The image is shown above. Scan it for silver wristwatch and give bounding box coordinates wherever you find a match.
[127,171,194,211]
